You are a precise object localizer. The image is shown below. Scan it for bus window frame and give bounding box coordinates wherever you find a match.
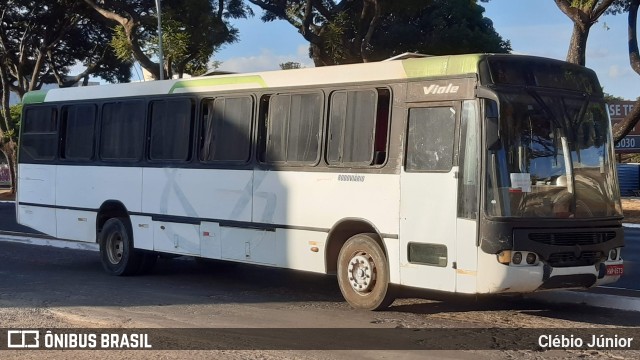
[403,100,461,173]
[198,95,256,166]
[59,103,98,163]
[147,96,196,164]
[20,104,60,163]
[98,98,147,163]
[325,87,392,168]
[258,90,325,167]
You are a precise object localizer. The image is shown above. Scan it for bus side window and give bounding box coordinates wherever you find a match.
[20,106,58,162]
[60,104,97,161]
[458,100,479,219]
[405,107,456,172]
[100,101,145,161]
[200,96,253,163]
[373,89,391,165]
[149,98,193,162]
[260,92,322,165]
[327,88,390,166]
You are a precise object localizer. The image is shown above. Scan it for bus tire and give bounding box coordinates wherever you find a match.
[99,217,141,276]
[337,233,395,310]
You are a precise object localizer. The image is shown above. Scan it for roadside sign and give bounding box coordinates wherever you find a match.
[615,135,640,151]
[609,100,640,153]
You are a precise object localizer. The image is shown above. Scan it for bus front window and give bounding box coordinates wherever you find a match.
[485,91,622,219]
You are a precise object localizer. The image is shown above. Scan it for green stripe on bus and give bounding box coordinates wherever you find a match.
[169,75,268,93]
[402,54,482,78]
[22,90,48,104]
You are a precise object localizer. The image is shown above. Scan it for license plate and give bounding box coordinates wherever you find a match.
[606,264,624,276]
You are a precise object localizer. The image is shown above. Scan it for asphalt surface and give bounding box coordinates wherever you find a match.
[2,239,640,359]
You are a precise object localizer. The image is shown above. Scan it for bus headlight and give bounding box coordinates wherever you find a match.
[512,252,522,265]
[609,248,618,261]
[526,252,537,265]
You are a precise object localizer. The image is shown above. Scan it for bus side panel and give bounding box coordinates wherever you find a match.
[56,209,97,243]
[220,227,277,265]
[273,228,326,273]
[17,164,57,237]
[131,215,154,251]
[153,221,200,256]
[252,170,400,235]
[141,168,253,222]
[56,166,143,212]
[455,218,479,293]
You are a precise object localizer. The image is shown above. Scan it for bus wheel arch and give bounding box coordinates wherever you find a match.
[96,200,130,237]
[325,218,387,275]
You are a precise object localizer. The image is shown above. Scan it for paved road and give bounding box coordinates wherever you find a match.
[616,226,639,290]
[0,200,37,234]
[1,240,640,359]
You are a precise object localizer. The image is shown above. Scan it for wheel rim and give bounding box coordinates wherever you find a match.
[347,252,377,294]
[106,231,124,265]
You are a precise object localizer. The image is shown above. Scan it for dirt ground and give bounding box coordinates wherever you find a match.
[0,188,12,201]
[621,198,640,223]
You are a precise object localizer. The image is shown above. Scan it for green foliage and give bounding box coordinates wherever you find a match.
[251,0,510,65]
[604,92,626,102]
[100,0,251,78]
[110,26,135,63]
[371,0,511,59]
[323,12,349,64]
[0,0,131,97]
[279,61,302,70]
[8,104,22,138]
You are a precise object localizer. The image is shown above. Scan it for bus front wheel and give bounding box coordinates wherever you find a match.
[99,217,141,276]
[337,233,395,310]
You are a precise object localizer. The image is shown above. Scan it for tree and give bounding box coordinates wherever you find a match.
[248,0,510,66]
[553,0,627,66]
[370,0,510,59]
[0,0,131,98]
[85,0,252,79]
[0,0,131,193]
[551,1,640,144]
[280,61,302,69]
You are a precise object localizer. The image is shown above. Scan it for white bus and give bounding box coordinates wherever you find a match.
[17,54,624,310]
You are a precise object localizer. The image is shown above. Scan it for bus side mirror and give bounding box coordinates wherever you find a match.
[484,99,501,151]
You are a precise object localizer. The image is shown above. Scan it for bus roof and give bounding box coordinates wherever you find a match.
[25,53,598,105]
[23,53,493,104]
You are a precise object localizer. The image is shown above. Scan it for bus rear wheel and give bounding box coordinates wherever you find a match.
[99,217,141,276]
[337,233,395,310]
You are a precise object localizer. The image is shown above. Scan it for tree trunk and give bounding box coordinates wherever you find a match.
[566,23,590,66]
[0,56,17,193]
[2,141,17,195]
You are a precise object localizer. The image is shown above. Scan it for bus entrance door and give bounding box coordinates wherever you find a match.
[399,104,459,292]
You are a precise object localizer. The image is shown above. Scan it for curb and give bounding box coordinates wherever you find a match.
[0,233,98,252]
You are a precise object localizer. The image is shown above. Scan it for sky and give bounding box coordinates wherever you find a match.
[207,0,640,100]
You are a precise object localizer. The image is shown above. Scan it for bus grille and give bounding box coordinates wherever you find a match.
[528,232,616,246]
[546,251,605,267]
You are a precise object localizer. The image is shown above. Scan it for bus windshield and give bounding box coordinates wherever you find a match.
[485,90,622,219]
